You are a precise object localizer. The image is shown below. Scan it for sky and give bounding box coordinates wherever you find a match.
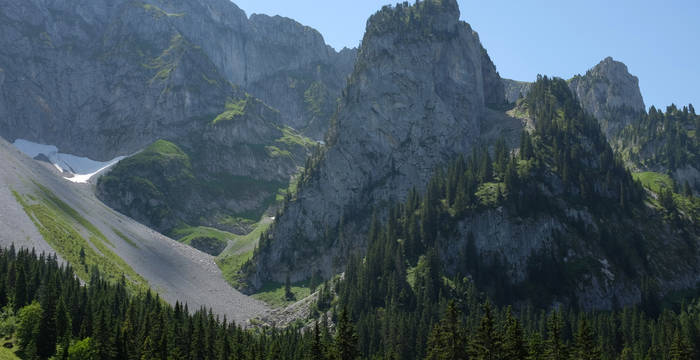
[231,0,700,109]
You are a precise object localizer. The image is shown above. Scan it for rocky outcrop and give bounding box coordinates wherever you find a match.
[502,79,532,103]
[250,0,505,287]
[0,0,235,159]
[0,0,353,159]
[569,57,646,137]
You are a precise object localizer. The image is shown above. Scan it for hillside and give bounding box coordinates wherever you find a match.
[96,95,315,252]
[0,138,267,323]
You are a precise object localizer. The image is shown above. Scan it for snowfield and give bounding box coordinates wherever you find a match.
[13,139,125,183]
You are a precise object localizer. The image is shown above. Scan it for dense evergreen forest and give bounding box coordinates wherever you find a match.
[615,103,699,189]
[2,242,700,360]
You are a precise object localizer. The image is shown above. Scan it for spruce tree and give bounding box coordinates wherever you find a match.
[13,264,26,311]
[572,317,599,360]
[470,301,503,360]
[285,274,295,301]
[308,321,326,360]
[335,307,359,360]
[503,308,527,360]
[36,276,58,359]
[544,311,567,360]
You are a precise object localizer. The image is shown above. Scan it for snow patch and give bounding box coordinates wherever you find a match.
[13,139,125,183]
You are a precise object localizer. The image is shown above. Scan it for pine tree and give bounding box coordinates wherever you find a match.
[308,321,325,360]
[55,296,71,347]
[426,301,468,360]
[335,307,359,360]
[285,274,295,301]
[13,264,26,311]
[669,329,692,360]
[526,332,544,360]
[503,308,527,360]
[36,276,58,359]
[572,317,599,360]
[544,311,567,360]
[93,310,115,360]
[470,301,503,360]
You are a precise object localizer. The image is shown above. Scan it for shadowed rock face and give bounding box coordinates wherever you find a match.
[569,56,646,137]
[0,0,355,159]
[250,0,505,287]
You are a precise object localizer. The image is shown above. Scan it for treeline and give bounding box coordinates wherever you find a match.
[365,0,459,40]
[336,213,700,360]
[0,245,366,360]
[4,244,700,360]
[617,103,699,183]
[423,297,700,360]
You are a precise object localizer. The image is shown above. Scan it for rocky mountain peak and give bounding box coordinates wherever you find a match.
[364,0,461,38]
[569,56,646,137]
[248,0,504,288]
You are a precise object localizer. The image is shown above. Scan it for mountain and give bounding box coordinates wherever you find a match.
[95,95,314,244]
[0,0,359,254]
[569,56,646,138]
[0,0,353,160]
[0,137,267,323]
[243,1,698,312]
[245,0,509,289]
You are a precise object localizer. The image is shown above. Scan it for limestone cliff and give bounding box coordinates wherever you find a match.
[569,56,646,138]
[0,0,353,159]
[249,0,505,287]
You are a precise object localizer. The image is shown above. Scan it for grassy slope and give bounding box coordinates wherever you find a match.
[633,171,699,221]
[12,183,147,292]
[171,225,232,255]
[633,171,673,194]
[216,219,272,288]
[251,280,311,308]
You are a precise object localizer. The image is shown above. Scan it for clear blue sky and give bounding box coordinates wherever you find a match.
[232,0,699,109]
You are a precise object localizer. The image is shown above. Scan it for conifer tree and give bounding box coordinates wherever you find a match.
[308,321,325,360]
[335,307,359,360]
[425,301,468,360]
[572,317,599,360]
[37,276,58,359]
[14,263,26,311]
[470,301,503,360]
[503,308,527,360]
[544,311,566,360]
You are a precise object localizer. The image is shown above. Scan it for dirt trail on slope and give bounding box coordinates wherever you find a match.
[0,139,268,324]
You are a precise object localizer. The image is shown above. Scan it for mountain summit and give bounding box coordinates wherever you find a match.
[569,56,646,137]
[247,0,505,288]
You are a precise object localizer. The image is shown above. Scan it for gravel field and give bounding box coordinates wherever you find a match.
[0,139,268,324]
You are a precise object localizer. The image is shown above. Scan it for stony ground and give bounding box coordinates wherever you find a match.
[0,138,268,324]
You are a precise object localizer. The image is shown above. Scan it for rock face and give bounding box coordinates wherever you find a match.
[0,0,354,159]
[250,0,505,287]
[96,96,313,234]
[502,79,532,103]
[569,57,646,137]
